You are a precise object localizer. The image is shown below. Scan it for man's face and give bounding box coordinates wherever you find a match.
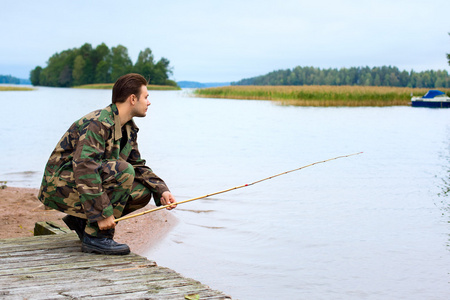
[133,85,150,118]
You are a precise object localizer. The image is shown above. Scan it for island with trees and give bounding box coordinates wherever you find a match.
[29,43,178,89]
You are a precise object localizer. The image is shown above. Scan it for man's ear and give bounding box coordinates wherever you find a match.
[128,94,136,105]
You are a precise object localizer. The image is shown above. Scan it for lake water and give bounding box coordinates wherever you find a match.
[1,86,450,299]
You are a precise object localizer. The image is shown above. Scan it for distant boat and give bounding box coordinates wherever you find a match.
[411,90,450,108]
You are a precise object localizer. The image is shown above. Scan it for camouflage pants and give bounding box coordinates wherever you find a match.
[41,160,152,237]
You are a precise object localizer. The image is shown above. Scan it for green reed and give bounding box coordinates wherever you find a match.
[0,86,34,91]
[194,85,450,107]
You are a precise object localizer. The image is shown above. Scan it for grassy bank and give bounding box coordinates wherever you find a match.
[193,85,450,107]
[0,86,34,91]
[74,83,181,90]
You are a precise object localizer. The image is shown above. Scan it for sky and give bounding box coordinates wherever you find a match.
[1,0,449,83]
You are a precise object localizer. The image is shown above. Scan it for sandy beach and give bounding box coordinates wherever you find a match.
[0,186,178,255]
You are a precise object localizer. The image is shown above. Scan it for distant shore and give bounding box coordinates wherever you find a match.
[193,85,450,107]
[0,186,178,255]
[0,86,34,91]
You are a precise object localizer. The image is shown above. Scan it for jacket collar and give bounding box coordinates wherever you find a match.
[111,103,138,141]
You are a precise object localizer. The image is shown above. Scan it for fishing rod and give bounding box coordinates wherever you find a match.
[114,152,363,223]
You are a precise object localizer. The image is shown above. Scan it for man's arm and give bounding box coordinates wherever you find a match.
[126,137,173,206]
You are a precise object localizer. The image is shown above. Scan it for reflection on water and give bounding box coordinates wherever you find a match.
[436,127,450,209]
[3,171,40,187]
[176,208,215,214]
[5,171,38,176]
[436,129,450,253]
[437,175,450,197]
[1,87,450,299]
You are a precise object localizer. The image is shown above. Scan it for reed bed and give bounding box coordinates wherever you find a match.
[0,86,34,91]
[194,85,450,107]
[74,83,181,90]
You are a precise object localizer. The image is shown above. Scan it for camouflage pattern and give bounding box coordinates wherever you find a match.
[38,104,169,236]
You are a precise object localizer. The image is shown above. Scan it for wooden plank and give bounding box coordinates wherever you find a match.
[33,221,72,236]
[0,235,231,299]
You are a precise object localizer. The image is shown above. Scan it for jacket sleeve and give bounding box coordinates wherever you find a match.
[73,120,113,221]
[127,140,170,206]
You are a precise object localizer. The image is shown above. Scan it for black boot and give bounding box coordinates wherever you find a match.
[81,231,130,255]
[62,215,86,241]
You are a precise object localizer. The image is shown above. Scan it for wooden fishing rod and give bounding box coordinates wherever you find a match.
[115,152,363,222]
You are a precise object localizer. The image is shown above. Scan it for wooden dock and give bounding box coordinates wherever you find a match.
[0,233,231,299]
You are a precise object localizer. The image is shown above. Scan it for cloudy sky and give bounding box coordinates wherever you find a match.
[1,0,449,82]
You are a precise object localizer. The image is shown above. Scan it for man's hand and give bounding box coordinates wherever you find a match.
[97,215,116,230]
[160,191,177,210]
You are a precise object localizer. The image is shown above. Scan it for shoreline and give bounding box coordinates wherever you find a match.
[192,85,447,107]
[0,186,178,255]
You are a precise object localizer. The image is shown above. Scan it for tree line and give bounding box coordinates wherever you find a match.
[30,43,177,87]
[232,66,450,88]
[0,75,21,84]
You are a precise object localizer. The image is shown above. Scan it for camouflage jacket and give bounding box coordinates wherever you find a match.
[38,103,169,220]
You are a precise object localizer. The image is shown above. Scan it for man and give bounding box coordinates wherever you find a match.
[38,73,176,255]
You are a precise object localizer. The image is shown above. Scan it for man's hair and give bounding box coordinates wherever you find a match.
[112,73,148,104]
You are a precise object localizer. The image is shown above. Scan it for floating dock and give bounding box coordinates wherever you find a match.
[0,231,231,299]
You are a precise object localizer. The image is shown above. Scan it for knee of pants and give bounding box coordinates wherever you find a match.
[116,161,135,187]
[102,160,135,188]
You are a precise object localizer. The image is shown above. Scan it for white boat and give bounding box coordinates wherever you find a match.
[411,90,450,108]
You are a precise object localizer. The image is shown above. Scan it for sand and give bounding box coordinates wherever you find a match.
[0,186,178,255]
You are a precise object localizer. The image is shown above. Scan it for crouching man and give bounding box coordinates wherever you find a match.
[38,73,176,255]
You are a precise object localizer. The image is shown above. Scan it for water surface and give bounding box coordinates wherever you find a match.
[1,87,449,299]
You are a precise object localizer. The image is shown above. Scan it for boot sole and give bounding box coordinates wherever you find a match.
[81,243,130,255]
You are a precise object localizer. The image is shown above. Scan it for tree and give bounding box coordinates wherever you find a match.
[133,48,155,82]
[30,66,42,85]
[0,75,20,84]
[95,60,111,84]
[37,49,76,87]
[72,55,86,86]
[287,72,298,85]
[77,43,95,84]
[93,43,111,83]
[361,73,373,86]
[59,65,72,87]
[447,33,450,66]
[373,74,381,86]
[110,45,132,82]
[421,73,432,88]
[435,77,445,88]
[414,73,422,88]
[153,57,173,85]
